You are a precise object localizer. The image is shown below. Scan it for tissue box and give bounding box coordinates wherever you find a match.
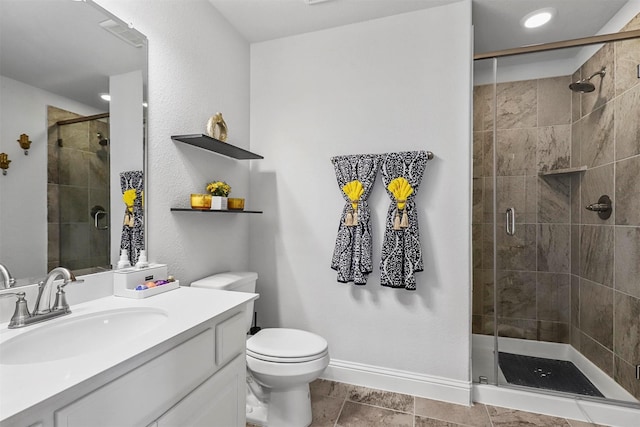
[113,264,179,299]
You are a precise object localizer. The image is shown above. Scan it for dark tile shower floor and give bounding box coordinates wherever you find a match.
[498,352,604,397]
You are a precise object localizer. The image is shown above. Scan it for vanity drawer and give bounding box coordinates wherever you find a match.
[55,328,215,427]
[216,311,246,366]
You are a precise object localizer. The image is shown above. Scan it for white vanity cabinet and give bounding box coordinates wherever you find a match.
[0,288,256,427]
[55,314,247,427]
[150,354,245,427]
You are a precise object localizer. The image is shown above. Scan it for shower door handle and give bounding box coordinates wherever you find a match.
[94,210,108,230]
[505,207,515,236]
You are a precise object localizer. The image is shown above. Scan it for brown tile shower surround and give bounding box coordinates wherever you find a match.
[47,106,110,272]
[248,379,604,426]
[472,14,640,400]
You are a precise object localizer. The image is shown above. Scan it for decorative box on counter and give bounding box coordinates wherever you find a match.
[113,263,179,299]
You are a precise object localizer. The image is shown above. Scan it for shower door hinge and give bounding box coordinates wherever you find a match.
[636,364,640,380]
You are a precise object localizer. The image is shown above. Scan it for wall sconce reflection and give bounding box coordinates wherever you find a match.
[17,134,32,155]
[0,153,11,175]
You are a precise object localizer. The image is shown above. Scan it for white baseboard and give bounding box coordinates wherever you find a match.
[321,359,472,406]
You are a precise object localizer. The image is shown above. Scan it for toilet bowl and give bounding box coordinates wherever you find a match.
[191,272,329,427]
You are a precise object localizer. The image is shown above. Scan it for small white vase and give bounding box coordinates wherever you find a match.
[210,196,228,210]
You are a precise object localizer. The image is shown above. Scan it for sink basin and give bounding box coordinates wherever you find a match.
[0,307,168,365]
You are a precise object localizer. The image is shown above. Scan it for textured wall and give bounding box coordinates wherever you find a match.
[249,2,472,384]
[97,0,252,284]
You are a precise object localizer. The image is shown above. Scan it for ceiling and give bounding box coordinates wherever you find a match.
[208,0,631,53]
[0,0,146,110]
[1,0,635,110]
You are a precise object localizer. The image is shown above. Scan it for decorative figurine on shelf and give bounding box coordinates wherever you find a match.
[206,112,228,142]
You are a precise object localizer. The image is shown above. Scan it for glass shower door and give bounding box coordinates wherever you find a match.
[48,106,111,273]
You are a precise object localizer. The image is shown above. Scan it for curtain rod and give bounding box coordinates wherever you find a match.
[474,28,640,60]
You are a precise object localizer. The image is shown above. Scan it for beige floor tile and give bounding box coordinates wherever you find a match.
[565,420,606,427]
[336,401,413,426]
[310,394,345,427]
[311,378,351,400]
[487,405,571,426]
[415,415,465,426]
[346,385,414,413]
[415,398,491,427]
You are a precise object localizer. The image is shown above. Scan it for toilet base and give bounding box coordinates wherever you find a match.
[246,383,312,427]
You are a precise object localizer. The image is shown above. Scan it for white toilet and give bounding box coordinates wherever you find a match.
[191,272,329,427]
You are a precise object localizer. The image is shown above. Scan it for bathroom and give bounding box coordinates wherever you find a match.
[0,0,639,426]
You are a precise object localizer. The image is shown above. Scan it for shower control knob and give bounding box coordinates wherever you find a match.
[585,195,612,219]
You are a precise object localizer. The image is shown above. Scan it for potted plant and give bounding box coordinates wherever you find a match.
[206,180,231,210]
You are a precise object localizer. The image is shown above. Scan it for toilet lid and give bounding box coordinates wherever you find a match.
[247,328,328,362]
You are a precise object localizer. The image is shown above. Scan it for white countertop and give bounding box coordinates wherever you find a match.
[0,286,258,421]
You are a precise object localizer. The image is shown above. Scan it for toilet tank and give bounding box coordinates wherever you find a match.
[191,272,258,331]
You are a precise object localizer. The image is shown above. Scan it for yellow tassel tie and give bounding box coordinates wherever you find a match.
[400,209,409,228]
[342,180,364,228]
[393,210,402,230]
[345,211,353,226]
[387,178,413,229]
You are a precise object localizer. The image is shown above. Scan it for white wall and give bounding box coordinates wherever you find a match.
[109,70,144,266]
[96,0,251,283]
[0,76,102,280]
[250,0,473,403]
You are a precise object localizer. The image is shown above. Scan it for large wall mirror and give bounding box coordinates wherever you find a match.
[0,0,148,286]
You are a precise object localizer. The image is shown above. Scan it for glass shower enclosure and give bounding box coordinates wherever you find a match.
[48,106,111,274]
[472,23,640,407]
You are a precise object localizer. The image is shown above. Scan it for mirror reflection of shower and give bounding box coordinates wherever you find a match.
[97,132,109,146]
[47,107,111,274]
[568,66,606,93]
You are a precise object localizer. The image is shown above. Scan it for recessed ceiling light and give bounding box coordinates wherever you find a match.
[521,8,556,29]
[100,94,111,102]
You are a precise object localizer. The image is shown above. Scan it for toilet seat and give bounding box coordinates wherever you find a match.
[247,328,328,363]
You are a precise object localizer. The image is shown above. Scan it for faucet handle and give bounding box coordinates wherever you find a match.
[0,291,30,328]
[52,285,70,313]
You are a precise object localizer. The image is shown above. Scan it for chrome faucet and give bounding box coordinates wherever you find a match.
[33,267,83,315]
[0,263,16,289]
[2,267,83,329]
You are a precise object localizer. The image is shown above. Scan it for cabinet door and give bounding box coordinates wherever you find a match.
[55,329,215,427]
[156,354,245,427]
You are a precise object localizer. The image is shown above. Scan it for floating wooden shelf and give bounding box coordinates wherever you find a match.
[171,134,263,160]
[170,208,263,214]
[539,165,587,176]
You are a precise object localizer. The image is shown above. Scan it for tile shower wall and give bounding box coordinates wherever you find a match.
[473,13,640,400]
[472,74,573,345]
[47,106,110,272]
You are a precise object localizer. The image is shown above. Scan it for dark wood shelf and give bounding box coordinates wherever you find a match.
[171,134,263,160]
[171,208,263,214]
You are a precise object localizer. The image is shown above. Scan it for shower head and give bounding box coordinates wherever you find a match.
[97,132,109,146]
[569,67,606,93]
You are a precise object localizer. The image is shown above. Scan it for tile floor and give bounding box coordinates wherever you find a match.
[249,379,604,427]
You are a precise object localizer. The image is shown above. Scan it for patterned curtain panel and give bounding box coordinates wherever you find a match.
[380,151,429,290]
[120,170,144,265]
[330,154,381,284]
